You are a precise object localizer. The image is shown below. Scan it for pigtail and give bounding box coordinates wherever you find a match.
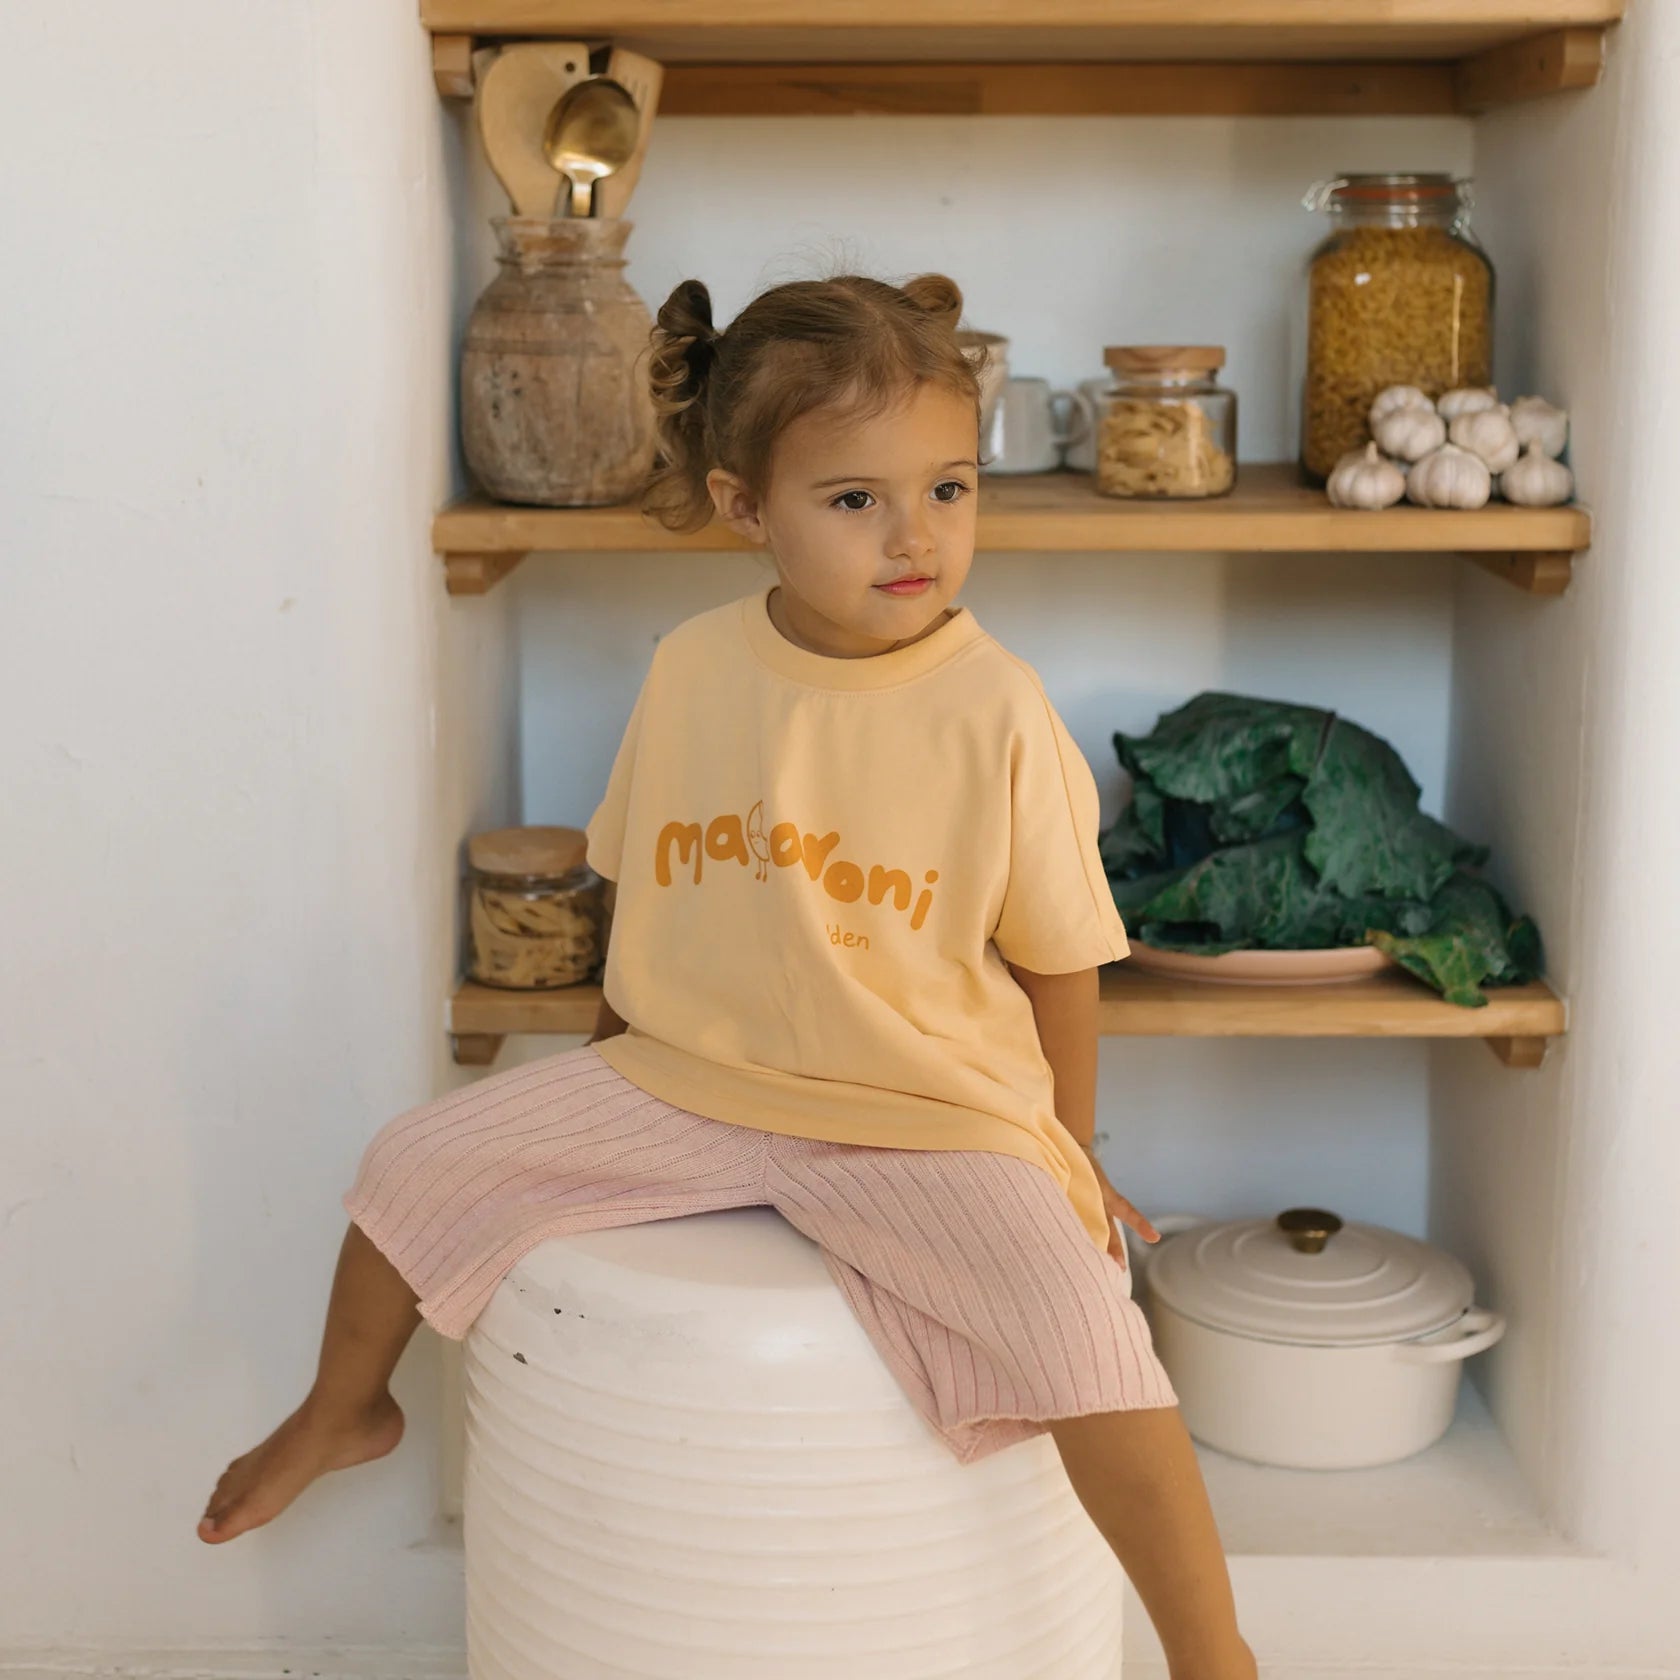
[898,272,965,330]
[644,278,721,533]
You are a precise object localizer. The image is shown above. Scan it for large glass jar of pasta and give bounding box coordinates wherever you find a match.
[1300,173,1494,482]
[1094,346,1237,499]
[465,825,604,990]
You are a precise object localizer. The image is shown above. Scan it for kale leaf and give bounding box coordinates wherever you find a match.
[1102,693,1542,1005]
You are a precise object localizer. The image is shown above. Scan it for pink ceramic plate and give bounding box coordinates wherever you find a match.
[1124,942,1394,986]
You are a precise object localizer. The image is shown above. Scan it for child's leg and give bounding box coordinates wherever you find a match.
[1049,1407,1255,1680]
[199,1222,419,1544]
[203,1046,773,1543]
[763,1136,1256,1678]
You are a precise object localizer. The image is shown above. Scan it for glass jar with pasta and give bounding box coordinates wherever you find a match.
[465,825,604,991]
[1300,173,1494,483]
[1093,347,1236,500]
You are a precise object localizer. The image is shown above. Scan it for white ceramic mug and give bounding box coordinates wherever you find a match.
[1063,376,1116,474]
[982,376,1090,475]
[956,329,1009,443]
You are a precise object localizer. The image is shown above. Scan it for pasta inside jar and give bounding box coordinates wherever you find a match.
[1299,174,1494,483]
[465,825,604,991]
[1094,346,1236,500]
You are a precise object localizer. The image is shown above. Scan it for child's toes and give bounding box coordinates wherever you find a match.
[200,1488,261,1543]
[198,1465,248,1540]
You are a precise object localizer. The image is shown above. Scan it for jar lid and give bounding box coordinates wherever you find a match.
[1305,172,1470,211]
[468,825,590,879]
[1147,1209,1474,1348]
[1104,345,1226,375]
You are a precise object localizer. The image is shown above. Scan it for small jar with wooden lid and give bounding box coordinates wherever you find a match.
[465,826,604,991]
[1094,346,1237,500]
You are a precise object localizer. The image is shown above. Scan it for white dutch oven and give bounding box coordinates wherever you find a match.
[1136,1208,1506,1470]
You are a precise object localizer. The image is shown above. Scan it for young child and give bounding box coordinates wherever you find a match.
[200,271,1256,1679]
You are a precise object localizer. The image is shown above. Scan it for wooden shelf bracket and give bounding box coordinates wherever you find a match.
[1465,551,1575,596]
[445,550,529,595]
[432,33,479,98]
[1485,1035,1548,1069]
[1455,26,1608,113]
[451,1032,506,1066]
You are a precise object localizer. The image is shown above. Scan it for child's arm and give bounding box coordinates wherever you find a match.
[1001,967,1095,1149]
[1008,963,1159,1260]
[1008,964,1099,1146]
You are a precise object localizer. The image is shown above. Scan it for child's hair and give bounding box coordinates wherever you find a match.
[643,272,986,534]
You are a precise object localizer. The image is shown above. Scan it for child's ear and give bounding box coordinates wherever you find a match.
[706,468,769,546]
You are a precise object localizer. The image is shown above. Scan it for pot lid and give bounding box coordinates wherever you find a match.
[1147,1208,1474,1347]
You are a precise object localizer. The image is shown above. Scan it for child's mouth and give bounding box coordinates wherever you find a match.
[876,576,933,596]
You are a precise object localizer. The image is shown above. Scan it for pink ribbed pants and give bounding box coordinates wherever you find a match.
[345,1044,1175,1464]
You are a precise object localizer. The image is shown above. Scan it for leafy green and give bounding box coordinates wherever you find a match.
[1103,693,1542,1005]
[1369,875,1542,1008]
[1302,720,1483,901]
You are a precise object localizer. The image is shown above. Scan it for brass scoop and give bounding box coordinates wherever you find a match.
[541,76,640,217]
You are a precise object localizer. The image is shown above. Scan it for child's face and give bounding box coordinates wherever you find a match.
[706,381,979,658]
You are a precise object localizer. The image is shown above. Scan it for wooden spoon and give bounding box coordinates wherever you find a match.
[476,42,592,218]
[593,48,664,221]
[542,77,639,218]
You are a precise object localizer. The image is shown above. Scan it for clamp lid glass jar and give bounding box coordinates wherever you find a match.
[1299,173,1494,482]
[466,825,604,990]
[1094,346,1236,500]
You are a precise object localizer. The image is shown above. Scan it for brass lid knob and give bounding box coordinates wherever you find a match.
[1276,1208,1344,1255]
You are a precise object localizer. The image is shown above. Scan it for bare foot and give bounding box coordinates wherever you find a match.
[198,1392,404,1543]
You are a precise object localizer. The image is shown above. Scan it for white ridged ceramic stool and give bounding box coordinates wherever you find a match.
[463,1206,1124,1680]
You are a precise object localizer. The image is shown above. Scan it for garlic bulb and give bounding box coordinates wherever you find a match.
[1407,443,1492,509]
[1449,404,1520,474]
[1327,442,1406,510]
[1372,404,1446,463]
[1369,385,1434,428]
[1509,395,1569,458]
[1437,386,1500,421]
[1500,442,1574,506]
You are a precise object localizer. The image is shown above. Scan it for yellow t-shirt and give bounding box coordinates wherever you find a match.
[583,582,1131,1253]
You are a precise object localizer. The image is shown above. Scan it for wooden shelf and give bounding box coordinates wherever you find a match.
[449,969,1566,1067]
[436,465,1591,595]
[425,4,1617,114]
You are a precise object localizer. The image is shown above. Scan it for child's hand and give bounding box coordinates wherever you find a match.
[1079,1142,1160,1267]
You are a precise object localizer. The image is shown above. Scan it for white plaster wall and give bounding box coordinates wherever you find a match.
[510,114,1476,1236]
[14,5,1678,1666]
[1438,0,1680,1598]
[0,0,515,1659]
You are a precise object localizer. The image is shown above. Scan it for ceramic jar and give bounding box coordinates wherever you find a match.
[461,217,657,507]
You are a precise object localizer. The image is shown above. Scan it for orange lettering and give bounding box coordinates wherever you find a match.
[867,865,912,912]
[656,821,703,886]
[824,860,865,904]
[769,822,803,868]
[801,831,841,881]
[910,870,939,932]
[705,813,750,867]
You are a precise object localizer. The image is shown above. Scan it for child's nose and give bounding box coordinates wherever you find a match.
[886,509,935,560]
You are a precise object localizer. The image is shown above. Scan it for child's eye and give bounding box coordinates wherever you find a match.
[826,480,974,510]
